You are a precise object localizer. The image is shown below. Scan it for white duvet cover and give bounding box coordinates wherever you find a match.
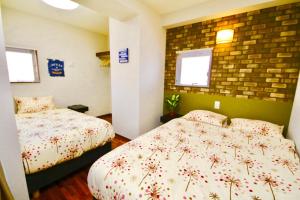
[88,118,300,200]
[16,108,114,174]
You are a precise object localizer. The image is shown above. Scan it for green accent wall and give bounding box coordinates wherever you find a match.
[164,91,293,134]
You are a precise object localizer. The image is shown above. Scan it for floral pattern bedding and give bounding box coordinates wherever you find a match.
[16,109,114,174]
[14,96,56,114]
[88,118,300,200]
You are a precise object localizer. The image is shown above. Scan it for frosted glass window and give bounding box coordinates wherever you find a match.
[6,47,40,83]
[176,48,212,87]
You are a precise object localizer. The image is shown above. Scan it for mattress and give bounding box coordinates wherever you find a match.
[16,108,114,174]
[88,118,300,200]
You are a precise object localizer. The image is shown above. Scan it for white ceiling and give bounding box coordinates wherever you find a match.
[140,0,210,14]
[74,0,136,20]
[1,0,136,35]
[2,0,297,35]
[161,0,299,27]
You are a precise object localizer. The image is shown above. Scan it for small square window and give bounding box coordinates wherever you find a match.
[6,47,40,83]
[175,48,212,87]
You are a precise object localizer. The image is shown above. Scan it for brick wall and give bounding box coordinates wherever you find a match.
[165,3,300,102]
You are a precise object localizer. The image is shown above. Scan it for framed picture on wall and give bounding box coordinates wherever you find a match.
[48,59,65,77]
[118,48,129,63]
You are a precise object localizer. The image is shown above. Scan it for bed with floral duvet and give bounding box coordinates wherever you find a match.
[88,110,300,200]
[16,108,115,174]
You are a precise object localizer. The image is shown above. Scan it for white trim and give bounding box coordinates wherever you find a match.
[5,47,40,83]
[175,48,213,88]
[176,47,213,54]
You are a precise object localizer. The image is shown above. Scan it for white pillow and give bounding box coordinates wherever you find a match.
[15,96,56,114]
[183,110,228,127]
[230,118,284,137]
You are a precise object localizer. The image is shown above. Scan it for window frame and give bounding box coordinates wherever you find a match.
[6,47,40,83]
[175,48,213,88]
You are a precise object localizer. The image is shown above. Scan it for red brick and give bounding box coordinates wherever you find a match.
[275,15,290,21]
[280,31,296,36]
[164,3,299,102]
[282,19,298,25]
[243,40,256,45]
[277,53,293,57]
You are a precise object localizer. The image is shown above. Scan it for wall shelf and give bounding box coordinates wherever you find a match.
[96,51,110,67]
[96,51,110,57]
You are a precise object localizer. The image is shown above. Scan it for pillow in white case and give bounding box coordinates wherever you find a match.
[230,118,284,137]
[183,110,228,127]
[15,96,56,114]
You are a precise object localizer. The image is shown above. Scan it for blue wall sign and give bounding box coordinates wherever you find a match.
[118,48,129,63]
[48,59,65,77]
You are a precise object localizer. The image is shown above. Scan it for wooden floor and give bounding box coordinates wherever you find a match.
[32,114,130,200]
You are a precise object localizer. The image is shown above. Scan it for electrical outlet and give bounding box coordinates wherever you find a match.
[214,101,220,109]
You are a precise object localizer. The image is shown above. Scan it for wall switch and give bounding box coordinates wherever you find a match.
[214,101,221,109]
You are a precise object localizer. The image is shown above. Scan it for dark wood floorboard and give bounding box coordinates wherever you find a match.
[32,114,130,200]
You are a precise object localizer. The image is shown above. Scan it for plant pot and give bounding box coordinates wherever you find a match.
[168,111,177,117]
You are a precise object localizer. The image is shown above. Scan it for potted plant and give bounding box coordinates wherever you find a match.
[165,94,180,116]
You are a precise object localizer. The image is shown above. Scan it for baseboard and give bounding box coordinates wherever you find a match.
[115,133,131,141]
[97,113,112,118]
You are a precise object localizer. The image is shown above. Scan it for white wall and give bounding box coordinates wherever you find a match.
[2,7,111,116]
[109,17,140,139]
[288,74,300,151]
[138,5,166,134]
[0,6,29,200]
[110,0,165,139]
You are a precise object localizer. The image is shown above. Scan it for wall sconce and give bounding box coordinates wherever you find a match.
[216,29,234,44]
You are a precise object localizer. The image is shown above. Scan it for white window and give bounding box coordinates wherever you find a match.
[175,48,212,87]
[6,47,40,83]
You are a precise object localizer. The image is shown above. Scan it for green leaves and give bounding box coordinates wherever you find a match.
[165,94,180,111]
